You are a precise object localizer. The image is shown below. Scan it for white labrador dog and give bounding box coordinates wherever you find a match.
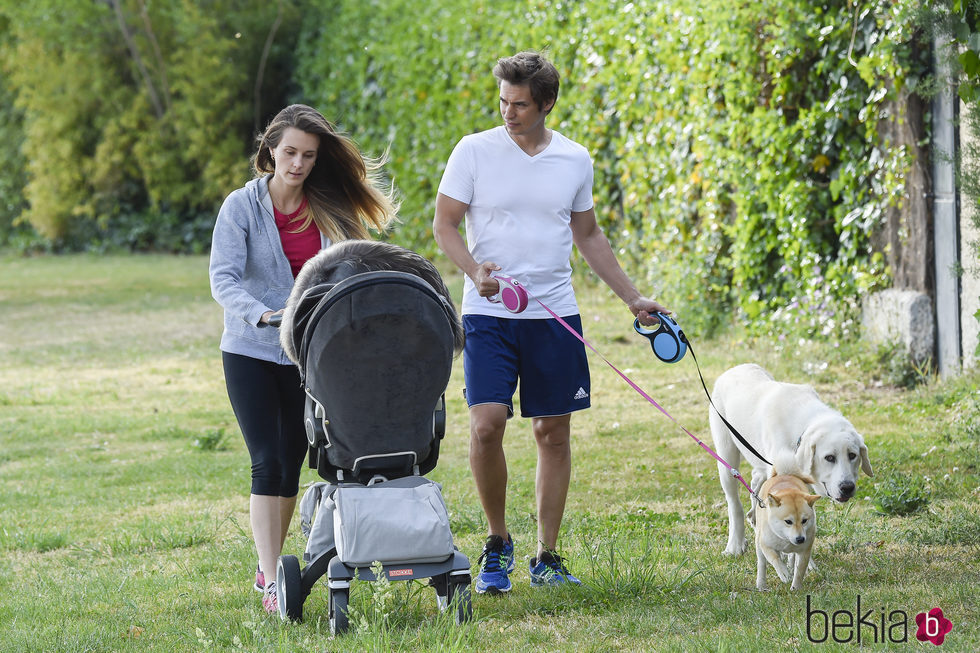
[708,363,873,556]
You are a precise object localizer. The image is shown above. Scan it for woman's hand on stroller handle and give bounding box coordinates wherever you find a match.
[263,310,284,327]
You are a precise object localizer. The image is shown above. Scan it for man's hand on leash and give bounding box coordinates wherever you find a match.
[630,297,670,326]
[473,261,503,297]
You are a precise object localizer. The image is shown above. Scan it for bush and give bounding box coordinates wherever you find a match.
[874,475,930,516]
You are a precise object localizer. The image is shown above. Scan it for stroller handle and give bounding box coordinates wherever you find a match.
[267,313,283,328]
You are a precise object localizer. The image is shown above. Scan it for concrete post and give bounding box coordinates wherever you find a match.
[933,35,962,378]
[959,99,980,370]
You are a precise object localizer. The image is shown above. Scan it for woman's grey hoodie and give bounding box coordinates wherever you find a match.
[209,174,328,364]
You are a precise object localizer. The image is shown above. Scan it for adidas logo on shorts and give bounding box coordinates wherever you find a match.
[573,387,589,400]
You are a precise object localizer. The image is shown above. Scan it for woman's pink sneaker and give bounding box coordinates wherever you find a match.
[262,581,278,614]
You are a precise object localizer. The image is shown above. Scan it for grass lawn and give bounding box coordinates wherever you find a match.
[0,253,977,652]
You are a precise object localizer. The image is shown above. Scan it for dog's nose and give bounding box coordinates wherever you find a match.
[839,481,855,497]
[795,536,806,545]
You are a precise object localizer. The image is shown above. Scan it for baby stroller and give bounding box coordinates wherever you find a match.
[273,242,472,634]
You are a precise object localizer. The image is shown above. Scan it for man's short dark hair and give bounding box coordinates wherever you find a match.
[493,51,560,113]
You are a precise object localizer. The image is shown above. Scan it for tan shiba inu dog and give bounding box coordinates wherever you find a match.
[755,455,821,591]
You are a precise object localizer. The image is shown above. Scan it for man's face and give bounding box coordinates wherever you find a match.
[499,80,553,137]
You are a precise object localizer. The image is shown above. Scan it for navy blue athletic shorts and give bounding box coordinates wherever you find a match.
[462,314,591,418]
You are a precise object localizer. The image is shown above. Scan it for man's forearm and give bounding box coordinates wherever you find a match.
[577,229,642,305]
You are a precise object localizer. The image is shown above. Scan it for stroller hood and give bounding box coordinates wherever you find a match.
[295,271,455,475]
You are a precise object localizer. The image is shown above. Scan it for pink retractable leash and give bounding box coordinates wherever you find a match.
[487,273,529,314]
[486,272,761,505]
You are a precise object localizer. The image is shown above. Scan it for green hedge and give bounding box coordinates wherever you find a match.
[297,0,927,336]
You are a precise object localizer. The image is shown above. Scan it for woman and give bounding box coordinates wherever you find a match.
[209,104,396,614]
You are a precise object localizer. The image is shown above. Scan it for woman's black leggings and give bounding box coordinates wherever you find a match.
[222,351,308,497]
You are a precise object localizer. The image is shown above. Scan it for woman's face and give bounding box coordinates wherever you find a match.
[270,127,320,189]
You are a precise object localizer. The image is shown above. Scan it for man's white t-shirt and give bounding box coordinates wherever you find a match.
[438,125,594,319]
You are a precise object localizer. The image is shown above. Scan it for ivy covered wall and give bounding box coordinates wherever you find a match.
[296,0,929,336]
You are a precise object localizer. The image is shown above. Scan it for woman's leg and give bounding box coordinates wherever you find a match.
[249,494,299,591]
[223,352,306,591]
[274,362,308,555]
[250,494,285,588]
[279,495,298,550]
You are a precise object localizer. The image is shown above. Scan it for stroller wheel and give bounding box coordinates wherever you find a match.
[276,555,304,622]
[329,587,350,635]
[447,580,473,625]
[430,573,450,612]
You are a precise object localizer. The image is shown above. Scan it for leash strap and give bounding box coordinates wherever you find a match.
[520,288,760,503]
[683,340,772,467]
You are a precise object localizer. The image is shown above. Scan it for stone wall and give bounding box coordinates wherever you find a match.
[862,290,934,366]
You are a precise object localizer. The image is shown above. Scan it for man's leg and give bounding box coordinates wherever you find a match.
[470,403,516,594]
[469,403,511,536]
[531,414,572,555]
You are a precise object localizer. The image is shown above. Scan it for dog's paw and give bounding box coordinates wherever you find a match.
[723,540,747,556]
[756,582,769,592]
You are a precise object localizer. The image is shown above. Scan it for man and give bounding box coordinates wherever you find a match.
[433,51,668,594]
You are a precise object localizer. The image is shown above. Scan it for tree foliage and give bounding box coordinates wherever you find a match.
[0,0,939,338]
[0,0,307,251]
[0,13,27,247]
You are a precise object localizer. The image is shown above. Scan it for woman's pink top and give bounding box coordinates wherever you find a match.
[274,198,321,278]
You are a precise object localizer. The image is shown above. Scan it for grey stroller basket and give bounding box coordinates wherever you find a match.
[275,269,471,633]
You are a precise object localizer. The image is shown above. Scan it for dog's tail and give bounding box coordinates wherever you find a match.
[770,450,812,482]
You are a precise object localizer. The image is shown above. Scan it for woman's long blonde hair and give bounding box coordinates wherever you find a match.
[253,104,398,240]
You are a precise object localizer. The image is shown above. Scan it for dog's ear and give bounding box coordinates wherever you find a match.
[767,494,782,508]
[859,443,873,477]
[804,494,822,506]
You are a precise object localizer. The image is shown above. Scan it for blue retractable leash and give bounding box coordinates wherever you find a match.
[633,314,772,467]
[632,313,687,363]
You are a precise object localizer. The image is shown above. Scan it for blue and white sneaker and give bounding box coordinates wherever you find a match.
[529,551,581,587]
[474,534,515,594]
